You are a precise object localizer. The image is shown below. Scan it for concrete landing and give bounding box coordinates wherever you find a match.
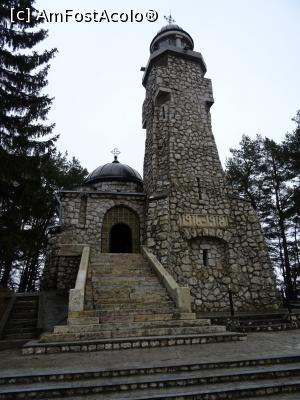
[0,330,299,376]
[1,330,300,399]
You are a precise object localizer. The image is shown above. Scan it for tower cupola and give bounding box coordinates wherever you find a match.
[150,24,194,54]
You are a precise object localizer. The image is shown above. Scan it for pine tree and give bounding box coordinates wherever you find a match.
[261,138,295,300]
[0,0,57,288]
[225,135,264,210]
[17,151,88,292]
[282,112,300,295]
[226,113,300,300]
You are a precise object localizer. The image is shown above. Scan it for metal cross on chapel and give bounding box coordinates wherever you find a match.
[111,148,121,157]
[111,148,121,162]
[164,13,175,24]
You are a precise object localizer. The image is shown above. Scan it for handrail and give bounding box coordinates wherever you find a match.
[37,292,44,335]
[68,246,90,313]
[141,246,192,313]
[0,294,15,339]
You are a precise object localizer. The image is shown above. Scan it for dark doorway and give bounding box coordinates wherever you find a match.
[109,223,132,253]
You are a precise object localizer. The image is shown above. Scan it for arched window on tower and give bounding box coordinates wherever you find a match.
[79,195,87,226]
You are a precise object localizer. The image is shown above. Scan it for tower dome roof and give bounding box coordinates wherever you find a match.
[157,24,185,34]
[85,157,143,185]
[150,23,194,53]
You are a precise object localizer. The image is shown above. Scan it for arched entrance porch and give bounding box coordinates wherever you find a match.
[101,206,140,253]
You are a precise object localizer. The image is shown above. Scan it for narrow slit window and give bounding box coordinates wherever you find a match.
[79,196,87,226]
[197,177,202,200]
[162,105,166,119]
[203,249,208,266]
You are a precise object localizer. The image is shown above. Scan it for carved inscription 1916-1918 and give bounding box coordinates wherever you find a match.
[178,214,229,228]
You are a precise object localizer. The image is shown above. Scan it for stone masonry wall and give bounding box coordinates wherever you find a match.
[88,181,143,193]
[42,235,80,293]
[143,51,279,312]
[42,235,59,290]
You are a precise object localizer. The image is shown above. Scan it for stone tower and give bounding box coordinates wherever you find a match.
[142,23,279,312]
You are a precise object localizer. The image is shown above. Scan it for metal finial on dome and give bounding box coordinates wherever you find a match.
[164,12,175,24]
[111,147,121,163]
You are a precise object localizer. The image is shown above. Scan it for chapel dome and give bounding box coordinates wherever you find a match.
[150,23,194,53]
[85,156,143,185]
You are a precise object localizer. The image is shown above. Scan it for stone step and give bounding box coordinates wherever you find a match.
[69,310,97,318]
[93,277,159,284]
[238,318,288,326]
[93,280,166,292]
[91,267,152,272]
[236,313,288,320]
[8,310,37,318]
[0,339,29,350]
[69,313,195,324]
[91,260,151,267]
[91,258,150,264]
[90,256,145,262]
[99,312,196,323]
[3,332,37,340]
[91,258,151,270]
[95,310,179,321]
[93,295,171,305]
[4,326,37,335]
[14,298,38,304]
[14,306,37,310]
[92,290,169,297]
[93,302,177,311]
[210,314,297,332]
[5,319,37,328]
[2,354,300,384]
[14,300,38,308]
[27,377,300,400]
[238,323,294,332]
[23,331,246,354]
[92,260,152,265]
[4,356,300,399]
[92,287,168,295]
[15,296,38,301]
[91,270,156,277]
[59,318,212,333]
[93,303,172,310]
[47,325,226,341]
[92,303,173,310]
[92,282,161,289]
[68,317,100,325]
[12,305,38,311]
[92,295,170,304]
[2,295,39,341]
[90,253,145,259]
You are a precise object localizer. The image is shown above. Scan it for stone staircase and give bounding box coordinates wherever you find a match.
[86,253,178,313]
[32,253,245,353]
[1,355,300,399]
[0,294,39,346]
[210,313,300,333]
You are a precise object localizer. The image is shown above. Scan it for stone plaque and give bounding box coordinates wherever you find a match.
[178,214,229,228]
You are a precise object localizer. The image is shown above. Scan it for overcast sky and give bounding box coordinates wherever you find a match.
[34,0,300,177]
